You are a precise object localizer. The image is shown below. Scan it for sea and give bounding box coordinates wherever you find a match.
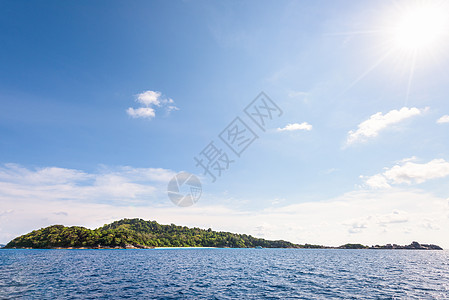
[0,248,448,299]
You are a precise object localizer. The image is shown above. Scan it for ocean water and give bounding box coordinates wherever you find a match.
[0,249,448,299]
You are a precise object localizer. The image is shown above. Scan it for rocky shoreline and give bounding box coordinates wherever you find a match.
[3,241,443,250]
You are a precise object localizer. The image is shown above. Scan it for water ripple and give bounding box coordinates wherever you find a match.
[1,249,449,299]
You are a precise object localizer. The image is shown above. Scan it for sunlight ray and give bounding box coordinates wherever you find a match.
[405,50,417,106]
[342,49,393,95]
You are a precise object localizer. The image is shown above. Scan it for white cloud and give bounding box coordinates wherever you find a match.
[346,107,425,145]
[437,115,449,124]
[127,90,179,119]
[364,158,449,188]
[385,159,449,184]
[127,107,156,119]
[364,174,391,189]
[136,90,161,106]
[277,122,312,132]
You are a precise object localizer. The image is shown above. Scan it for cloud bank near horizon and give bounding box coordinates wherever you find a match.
[1,163,448,249]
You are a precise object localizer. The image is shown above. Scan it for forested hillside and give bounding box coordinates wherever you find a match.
[4,218,309,249]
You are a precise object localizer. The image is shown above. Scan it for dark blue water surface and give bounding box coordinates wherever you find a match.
[1,248,448,299]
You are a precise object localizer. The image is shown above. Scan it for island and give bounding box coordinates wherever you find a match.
[338,242,443,250]
[3,218,304,249]
[2,218,443,250]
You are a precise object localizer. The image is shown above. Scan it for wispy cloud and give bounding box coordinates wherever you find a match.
[363,158,449,188]
[0,163,175,205]
[127,90,179,119]
[377,210,409,226]
[287,91,309,98]
[277,122,312,132]
[346,107,426,145]
[437,115,449,124]
[343,210,409,234]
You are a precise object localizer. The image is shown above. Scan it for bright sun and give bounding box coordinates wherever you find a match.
[391,2,449,52]
[338,1,449,103]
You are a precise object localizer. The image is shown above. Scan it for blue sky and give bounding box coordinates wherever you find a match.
[1,0,449,247]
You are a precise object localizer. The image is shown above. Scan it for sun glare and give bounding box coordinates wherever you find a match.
[340,1,449,103]
[391,2,449,52]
